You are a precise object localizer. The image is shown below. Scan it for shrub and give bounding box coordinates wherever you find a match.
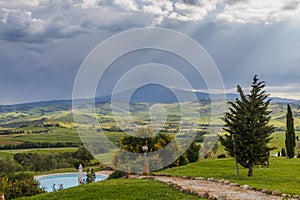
[85,169,96,183]
[0,174,45,199]
[7,172,34,181]
[107,170,126,179]
[185,140,201,163]
[0,157,22,176]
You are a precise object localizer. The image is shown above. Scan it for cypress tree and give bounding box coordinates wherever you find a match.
[285,104,296,158]
[220,75,274,177]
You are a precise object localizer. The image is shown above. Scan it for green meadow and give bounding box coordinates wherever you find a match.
[159,157,300,195]
[18,179,204,200]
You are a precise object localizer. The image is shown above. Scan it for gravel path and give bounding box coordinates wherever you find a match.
[142,176,286,200]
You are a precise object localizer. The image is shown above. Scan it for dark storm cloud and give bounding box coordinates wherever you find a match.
[1,0,300,104]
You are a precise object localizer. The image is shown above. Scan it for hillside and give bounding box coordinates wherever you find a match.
[18,179,203,200]
[0,99,299,130]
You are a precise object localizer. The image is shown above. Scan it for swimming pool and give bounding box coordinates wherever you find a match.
[35,173,107,192]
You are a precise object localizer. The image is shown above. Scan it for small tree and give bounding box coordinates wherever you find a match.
[285,104,296,158]
[220,76,274,177]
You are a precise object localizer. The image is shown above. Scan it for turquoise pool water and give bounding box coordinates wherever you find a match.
[36,173,107,192]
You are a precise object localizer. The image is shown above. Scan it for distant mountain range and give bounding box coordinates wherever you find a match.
[96,83,299,104]
[0,84,299,112]
[97,83,236,103]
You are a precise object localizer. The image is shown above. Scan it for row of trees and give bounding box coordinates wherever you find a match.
[0,129,25,134]
[0,141,79,150]
[0,145,94,174]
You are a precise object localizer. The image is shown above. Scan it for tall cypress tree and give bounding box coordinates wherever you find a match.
[220,75,274,177]
[285,104,296,158]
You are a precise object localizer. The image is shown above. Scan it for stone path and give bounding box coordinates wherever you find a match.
[95,171,299,199]
[134,175,298,200]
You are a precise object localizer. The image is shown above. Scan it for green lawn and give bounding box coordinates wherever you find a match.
[18,179,203,200]
[158,157,300,195]
[0,127,128,146]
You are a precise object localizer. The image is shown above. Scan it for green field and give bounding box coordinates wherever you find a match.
[1,101,300,199]
[0,101,299,150]
[159,157,300,195]
[0,147,77,155]
[18,179,203,200]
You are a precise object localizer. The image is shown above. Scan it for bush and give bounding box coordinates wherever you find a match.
[107,170,126,179]
[185,140,200,163]
[7,172,34,181]
[109,125,121,132]
[0,157,22,176]
[0,174,45,199]
[85,168,96,183]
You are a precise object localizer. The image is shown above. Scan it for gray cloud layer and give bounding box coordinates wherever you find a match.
[0,0,300,104]
[1,0,300,44]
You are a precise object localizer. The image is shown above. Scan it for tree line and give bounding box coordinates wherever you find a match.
[0,141,79,150]
[0,145,94,174]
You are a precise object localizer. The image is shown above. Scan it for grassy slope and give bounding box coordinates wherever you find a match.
[0,147,77,155]
[18,179,203,200]
[159,157,300,195]
[8,127,80,143]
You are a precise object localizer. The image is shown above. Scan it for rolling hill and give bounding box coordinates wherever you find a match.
[0,83,299,130]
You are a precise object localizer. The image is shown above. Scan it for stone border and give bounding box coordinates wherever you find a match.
[149,174,300,199]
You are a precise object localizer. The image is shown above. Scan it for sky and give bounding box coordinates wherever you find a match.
[0,0,300,104]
